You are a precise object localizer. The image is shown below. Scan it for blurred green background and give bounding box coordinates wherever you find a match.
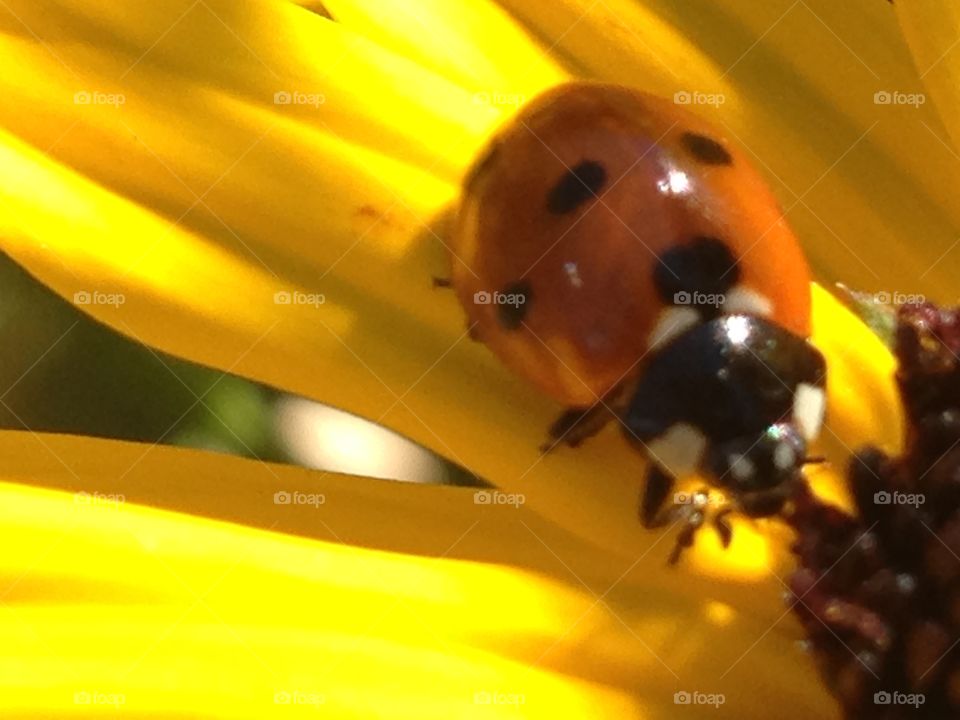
[0,252,478,486]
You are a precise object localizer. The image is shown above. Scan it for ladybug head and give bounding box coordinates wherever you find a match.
[706,422,808,517]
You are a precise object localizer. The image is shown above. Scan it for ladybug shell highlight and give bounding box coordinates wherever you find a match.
[451,82,811,407]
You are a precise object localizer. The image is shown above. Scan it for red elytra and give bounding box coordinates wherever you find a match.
[450,82,811,407]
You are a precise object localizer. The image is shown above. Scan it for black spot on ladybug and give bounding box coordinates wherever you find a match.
[496,280,532,330]
[547,161,607,215]
[653,237,740,318]
[680,132,733,166]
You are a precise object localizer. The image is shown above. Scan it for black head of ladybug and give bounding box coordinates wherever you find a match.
[622,314,827,528]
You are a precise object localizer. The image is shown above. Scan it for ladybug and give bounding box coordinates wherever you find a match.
[443,81,827,562]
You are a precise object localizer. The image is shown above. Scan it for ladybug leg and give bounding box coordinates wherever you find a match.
[640,464,675,528]
[669,497,734,563]
[668,517,702,565]
[713,507,734,548]
[540,384,632,454]
[540,403,618,453]
[642,481,717,564]
[666,490,714,565]
[432,277,480,340]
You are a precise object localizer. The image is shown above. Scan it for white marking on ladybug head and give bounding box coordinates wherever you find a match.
[647,422,707,478]
[723,286,774,317]
[773,441,796,471]
[793,383,826,441]
[728,453,755,483]
[648,307,699,350]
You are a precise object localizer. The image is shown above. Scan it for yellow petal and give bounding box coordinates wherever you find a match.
[805,284,903,510]
[894,3,960,153]
[0,457,635,717]
[0,0,492,182]
[319,0,568,97]
[1,432,839,718]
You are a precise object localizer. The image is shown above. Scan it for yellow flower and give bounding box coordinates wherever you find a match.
[0,0,950,716]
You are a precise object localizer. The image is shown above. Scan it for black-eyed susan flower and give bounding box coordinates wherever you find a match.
[0,1,953,717]
[789,302,960,718]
